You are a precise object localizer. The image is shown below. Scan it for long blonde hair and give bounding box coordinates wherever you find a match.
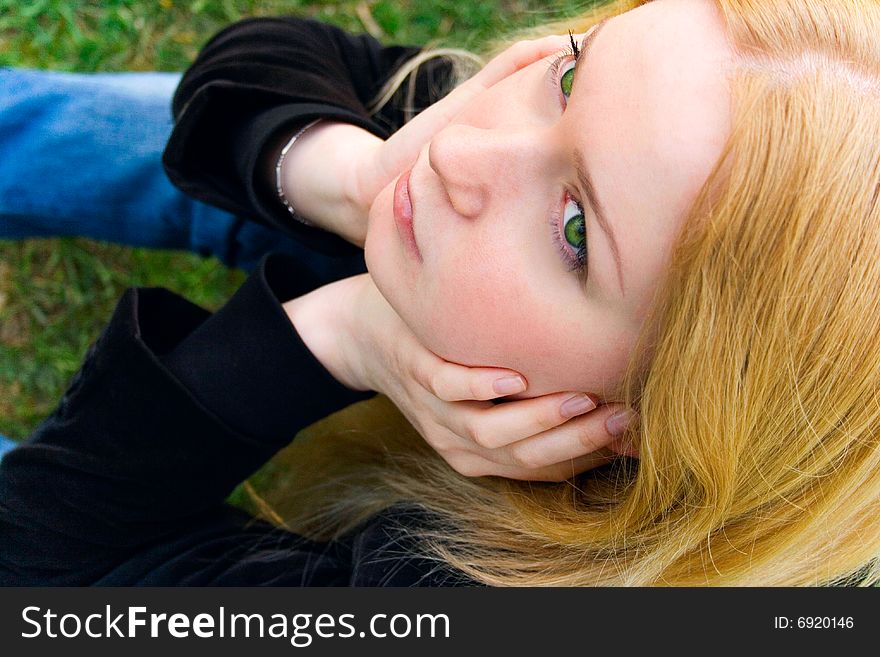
[247,0,880,586]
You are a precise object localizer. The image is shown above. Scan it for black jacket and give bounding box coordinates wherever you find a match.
[162,15,453,256]
[0,17,469,586]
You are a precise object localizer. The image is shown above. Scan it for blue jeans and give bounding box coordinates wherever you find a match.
[0,68,369,447]
[0,67,356,274]
[0,435,14,460]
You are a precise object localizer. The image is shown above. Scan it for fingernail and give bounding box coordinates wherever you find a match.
[493,375,526,395]
[559,393,597,419]
[606,408,638,436]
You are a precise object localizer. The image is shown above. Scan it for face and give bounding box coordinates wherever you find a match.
[365,0,733,401]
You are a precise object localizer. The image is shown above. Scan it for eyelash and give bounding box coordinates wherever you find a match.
[548,29,589,283]
[547,29,581,99]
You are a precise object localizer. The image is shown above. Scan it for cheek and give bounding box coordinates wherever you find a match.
[407,245,635,395]
[367,175,638,397]
[414,240,538,363]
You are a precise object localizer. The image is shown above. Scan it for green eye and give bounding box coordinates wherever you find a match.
[564,213,585,248]
[557,194,588,273]
[560,66,575,98]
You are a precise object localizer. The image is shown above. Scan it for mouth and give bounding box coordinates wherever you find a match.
[393,165,422,262]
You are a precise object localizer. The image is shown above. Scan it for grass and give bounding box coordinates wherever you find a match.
[0,0,592,441]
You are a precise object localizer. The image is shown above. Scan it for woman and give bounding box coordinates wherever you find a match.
[0,4,636,587]
[3,0,880,585]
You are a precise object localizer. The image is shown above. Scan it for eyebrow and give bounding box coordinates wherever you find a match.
[572,18,626,296]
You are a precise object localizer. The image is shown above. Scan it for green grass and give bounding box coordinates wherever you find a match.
[0,0,591,440]
[0,241,245,437]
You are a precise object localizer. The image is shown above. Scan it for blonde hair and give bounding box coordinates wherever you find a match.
[247,0,880,586]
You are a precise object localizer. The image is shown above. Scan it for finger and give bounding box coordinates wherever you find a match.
[382,36,567,149]
[501,405,638,471]
[607,408,641,457]
[370,35,571,188]
[444,448,617,482]
[412,350,528,402]
[447,391,600,449]
[472,35,571,88]
[512,449,618,482]
[609,438,640,458]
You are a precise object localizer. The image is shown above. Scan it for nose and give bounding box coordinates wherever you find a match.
[428,122,539,220]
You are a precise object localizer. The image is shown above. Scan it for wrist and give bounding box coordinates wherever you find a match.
[275,119,323,226]
[280,122,382,246]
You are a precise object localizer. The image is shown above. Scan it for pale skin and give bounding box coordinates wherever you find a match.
[283,0,734,481]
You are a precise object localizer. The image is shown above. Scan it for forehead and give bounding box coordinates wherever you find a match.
[570,0,733,308]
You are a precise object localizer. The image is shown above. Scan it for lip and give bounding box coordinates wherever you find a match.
[393,166,422,262]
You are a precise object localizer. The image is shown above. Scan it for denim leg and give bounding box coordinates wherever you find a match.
[0,435,16,461]
[0,68,348,273]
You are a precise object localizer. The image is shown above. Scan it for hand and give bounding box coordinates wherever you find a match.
[344,34,578,242]
[284,274,639,482]
[280,34,574,246]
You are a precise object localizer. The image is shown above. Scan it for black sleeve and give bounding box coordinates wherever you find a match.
[0,253,375,585]
[161,16,453,256]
